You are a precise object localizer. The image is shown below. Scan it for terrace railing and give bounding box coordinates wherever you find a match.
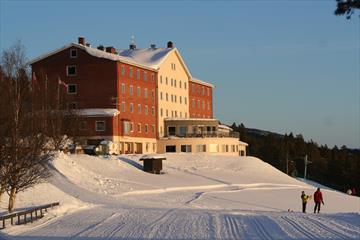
[0,202,59,229]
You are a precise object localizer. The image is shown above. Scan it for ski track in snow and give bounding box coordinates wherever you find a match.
[1,154,359,240]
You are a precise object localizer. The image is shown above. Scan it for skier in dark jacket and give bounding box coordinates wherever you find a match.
[301,191,310,213]
[313,188,324,213]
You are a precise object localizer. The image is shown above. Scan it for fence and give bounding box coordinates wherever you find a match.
[0,202,59,229]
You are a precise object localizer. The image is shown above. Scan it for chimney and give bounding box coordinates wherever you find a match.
[167,41,174,48]
[106,46,116,54]
[129,43,136,50]
[85,43,91,47]
[97,45,105,51]
[78,37,85,45]
[150,44,156,50]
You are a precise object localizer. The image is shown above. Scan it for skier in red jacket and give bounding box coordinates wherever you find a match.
[313,188,324,213]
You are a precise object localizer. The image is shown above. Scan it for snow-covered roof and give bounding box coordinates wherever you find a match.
[218,124,233,131]
[140,154,167,160]
[190,77,215,88]
[75,108,120,117]
[164,118,219,122]
[118,48,173,69]
[29,43,155,71]
[239,141,249,146]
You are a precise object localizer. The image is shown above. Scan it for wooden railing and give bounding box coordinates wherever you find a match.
[0,202,59,229]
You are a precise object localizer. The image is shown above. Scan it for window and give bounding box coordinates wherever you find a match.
[144,71,147,81]
[130,122,134,132]
[160,76,163,84]
[121,66,125,76]
[70,49,77,58]
[202,86,205,96]
[137,123,141,132]
[181,145,192,153]
[166,109,169,117]
[185,97,187,105]
[130,103,134,113]
[165,77,168,85]
[160,92,163,100]
[166,145,176,153]
[144,88,148,98]
[196,144,206,152]
[137,69,140,79]
[166,93,169,101]
[180,96,182,104]
[137,87,141,97]
[192,84,196,93]
[152,125,155,133]
[171,78,173,86]
[123,121,131,134]
[129,67,133,77]
[145,105,148,115]
[95,121,105,131]
[168,126,176,136]
[121,83,125,94]
[152,106,155,116]
[145,124,148,133]
[151,73,155,82]
[184,82,187,89]
[192,99,196,108]
[202,100,205,110]
[171,94,173,102]
[179,81,182,88]
[174,95,177,103]
[130,85,133,95]
[180,112,182,118]
[121,101,125,112]
[175,111,177,117]
[66,65,76,76]
[160,108,163,117]
[79,121,87,130]
[207,102,210,110]
[67,84,77,94]
[197,100,200,108]
[207,88,210,96]
[174,79,177,87]
[137,104,141,113]
[185,112,187,118]
[179,126,187,137]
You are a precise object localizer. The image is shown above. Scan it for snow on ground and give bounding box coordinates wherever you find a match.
[0,153,359,239]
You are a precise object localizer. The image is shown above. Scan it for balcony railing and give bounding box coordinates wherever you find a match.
[165,131,240,139]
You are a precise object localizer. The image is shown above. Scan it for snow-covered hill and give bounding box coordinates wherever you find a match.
[1,153,359,239]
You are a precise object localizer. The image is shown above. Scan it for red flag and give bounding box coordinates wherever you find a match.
[58,77,67,88]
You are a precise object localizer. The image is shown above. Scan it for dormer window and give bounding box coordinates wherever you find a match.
[66,65,76,76]
[70,49,77,58]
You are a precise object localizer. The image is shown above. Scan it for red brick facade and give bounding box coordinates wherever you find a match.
[31,46,157,139]
[189,80,213,119]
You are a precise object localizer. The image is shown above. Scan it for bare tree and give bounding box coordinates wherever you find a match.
[0,41,53,211]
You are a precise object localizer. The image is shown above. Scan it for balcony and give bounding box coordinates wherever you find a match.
[164,131,240,139]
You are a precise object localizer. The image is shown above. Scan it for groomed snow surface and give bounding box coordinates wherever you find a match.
[1,153,359,239]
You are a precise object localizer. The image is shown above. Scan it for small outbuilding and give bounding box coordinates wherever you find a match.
[140,154,166,174]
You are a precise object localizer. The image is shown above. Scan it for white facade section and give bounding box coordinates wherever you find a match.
[157,51,190,137]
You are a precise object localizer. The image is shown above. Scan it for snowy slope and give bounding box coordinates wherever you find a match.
[0,153,359,239]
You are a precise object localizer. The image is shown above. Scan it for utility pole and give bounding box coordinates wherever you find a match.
[304,155,312,179]
[286,152,289,175]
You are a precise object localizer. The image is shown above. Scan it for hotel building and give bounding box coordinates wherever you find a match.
[30,37,247,156]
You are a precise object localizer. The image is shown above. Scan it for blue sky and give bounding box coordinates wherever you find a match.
[1,0,359,148]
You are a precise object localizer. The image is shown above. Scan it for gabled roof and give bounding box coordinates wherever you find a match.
[118,47,193,78]
[29,42,213,86]
[29,43,156,71]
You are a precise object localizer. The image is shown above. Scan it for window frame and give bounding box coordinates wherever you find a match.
[95,121,106,132]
